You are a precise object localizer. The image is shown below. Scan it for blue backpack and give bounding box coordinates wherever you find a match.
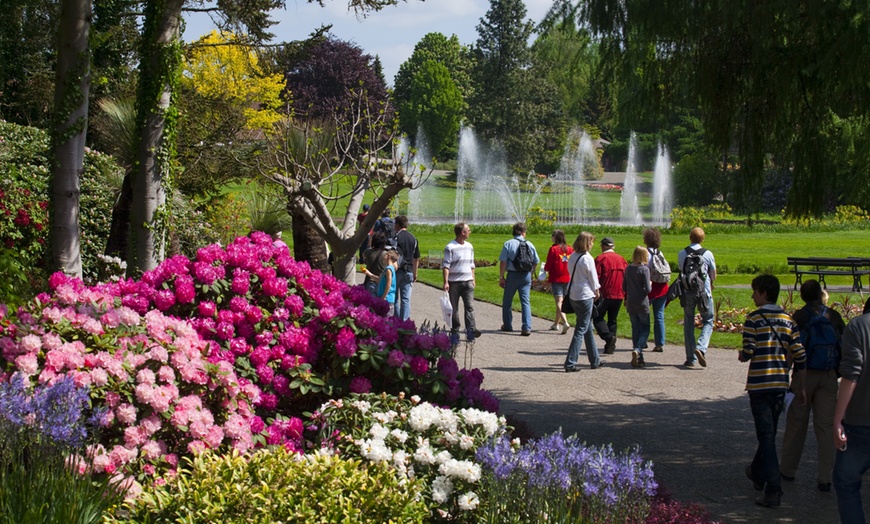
[800,306,841,371]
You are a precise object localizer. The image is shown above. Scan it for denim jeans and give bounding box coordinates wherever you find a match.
[448,280,476,338]
[502,271,532,331]
[683,293,714,362]
[834,423,870,523]
[629,312,650,353]
[748,390,785,495]
[650,295,667,347]
[565,297,600,369]
[394,269,413,320]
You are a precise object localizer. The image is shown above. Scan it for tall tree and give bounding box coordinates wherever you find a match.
[49,0,92,278]
[393,32,472,139]
[468,0,564,171]
[402,60,463,159]
[581,0,870,215]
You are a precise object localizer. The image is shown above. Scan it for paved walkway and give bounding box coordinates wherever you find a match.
[403,281,868,524]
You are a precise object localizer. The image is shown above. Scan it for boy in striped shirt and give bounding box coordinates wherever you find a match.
[739,274,806,508]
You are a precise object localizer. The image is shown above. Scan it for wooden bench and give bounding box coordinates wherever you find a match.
[788,257,870,292]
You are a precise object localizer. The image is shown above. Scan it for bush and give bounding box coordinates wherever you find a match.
[106,448,429,524]
[673,153,720,207]
[310,392,507,520]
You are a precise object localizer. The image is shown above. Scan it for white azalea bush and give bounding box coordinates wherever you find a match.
[309,392,508,522]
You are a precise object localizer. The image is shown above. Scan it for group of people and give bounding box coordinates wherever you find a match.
[359,211,421,321]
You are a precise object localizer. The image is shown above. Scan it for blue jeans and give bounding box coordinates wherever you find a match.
[629,312,650,353]
[749,390,785,495]
[394,269,413,320]
[683,293,714,362]
[834,423,870,523]
[650,295,667,347]
[502,271,532,331]
[565,298,600,369]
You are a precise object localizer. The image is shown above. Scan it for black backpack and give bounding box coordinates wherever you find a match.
[374,217,397,248]
[680,247,708,293]
[513,240,535,272]
[800,306,841,371]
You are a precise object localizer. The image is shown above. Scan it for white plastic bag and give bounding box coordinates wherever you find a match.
[537,268,547,281]
[440,292,453,325]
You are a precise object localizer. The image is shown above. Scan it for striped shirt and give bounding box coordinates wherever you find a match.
[741,304,806,392]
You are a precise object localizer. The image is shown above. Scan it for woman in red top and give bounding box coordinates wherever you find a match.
[544,230,573,334]
[643,228,670,352]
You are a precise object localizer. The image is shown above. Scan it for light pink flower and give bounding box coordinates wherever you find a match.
[15,353,39,376]
[116,403,137,425]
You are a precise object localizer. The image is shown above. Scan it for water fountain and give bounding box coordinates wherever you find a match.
[651,143,673,225]
[400,125,432,220]
[619,132,643,225]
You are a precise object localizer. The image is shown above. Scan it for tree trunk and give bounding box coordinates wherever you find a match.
[49,0,91,279]
[290,206,330,273]
[104,171,132,259]
[128,0,183,276]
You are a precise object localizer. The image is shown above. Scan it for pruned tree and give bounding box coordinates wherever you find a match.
[401,60,464,159]
[252,90,428,284]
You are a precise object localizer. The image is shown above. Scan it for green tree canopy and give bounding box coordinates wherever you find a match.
[402,60,463,159]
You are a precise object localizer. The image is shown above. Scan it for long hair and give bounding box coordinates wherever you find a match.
[552,229,567,251]
[572,231,595,254]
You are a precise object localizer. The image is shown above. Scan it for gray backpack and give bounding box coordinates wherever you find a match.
[649,248,671,284]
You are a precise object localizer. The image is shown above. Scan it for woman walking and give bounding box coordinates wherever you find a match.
[624,246,652,368]
[544,230,573,334]
[564,232,605,372]
[643,228,670,352]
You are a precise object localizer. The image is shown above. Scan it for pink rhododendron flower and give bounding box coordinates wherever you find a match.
[410,356,429,376]
[349,376,372,394]
[334,327,356,358]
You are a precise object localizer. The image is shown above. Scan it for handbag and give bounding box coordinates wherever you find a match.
[440,292,453,325]
[560,253,584,315]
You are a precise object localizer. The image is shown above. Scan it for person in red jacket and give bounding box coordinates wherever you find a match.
[594,237,627,354]
[543,230,573,334]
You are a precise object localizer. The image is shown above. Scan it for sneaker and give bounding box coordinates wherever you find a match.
[755,491,781,508]
[652,346,664,353]
[565,366,580,373]
[550,323,560,331]
[638,357,646,368]
[746,465,764,491]
[631,350,640,368]
[695,349,707,367]
[500,325,513,332]
[591,360,607,370]
[560,323,570,335]
[472,329,482,339]
[521,330,531,336]
[683,360,696,368]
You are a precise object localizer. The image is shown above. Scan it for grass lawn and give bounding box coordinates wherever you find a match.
[410,228,870,349]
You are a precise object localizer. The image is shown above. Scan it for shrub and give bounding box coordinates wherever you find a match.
[0,374,122,524]
[106,448,429,524]
[309,392,508,521]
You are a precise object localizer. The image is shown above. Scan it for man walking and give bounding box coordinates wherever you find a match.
[394,215,420,321]
[678,227,717,367]
[498,222,540,336]
[593,237,627,354]
[740,274,806,508]
[442,222,481,345]
[833,298,870,523]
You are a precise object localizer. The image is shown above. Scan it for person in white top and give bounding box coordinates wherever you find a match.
[564,231,605,372]
[442,223,480,345]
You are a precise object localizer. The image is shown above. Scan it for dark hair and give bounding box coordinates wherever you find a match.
[512,222,527,236]
[643,227,661,249]
[381,208,391,218]
[751,274,780,303]
[370,231,387,250]
[395,215,409,229]
[454,222,468,237]
[864,297,870,315]
[552,229,567,247]
[800,279,823,304]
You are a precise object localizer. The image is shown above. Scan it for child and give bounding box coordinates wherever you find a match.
[623,246,652,368]
[378,249,399,311]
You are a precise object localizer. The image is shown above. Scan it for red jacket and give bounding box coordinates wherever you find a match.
[545,244,573,283]
[595,250,627,299]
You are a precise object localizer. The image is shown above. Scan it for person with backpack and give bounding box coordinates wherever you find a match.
[498,222,540,336]
[373,209,397,249]
[677,227,717,368]
[393,215,421,321]
[740,274,807,509]
[593,237,627,354]
[643,228,671,353]
[780,279,846,493]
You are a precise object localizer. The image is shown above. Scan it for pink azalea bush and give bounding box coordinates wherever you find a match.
[90,232,498,418]
[0,278,259,481]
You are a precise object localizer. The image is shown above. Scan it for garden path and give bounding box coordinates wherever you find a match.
[407,280,866,524]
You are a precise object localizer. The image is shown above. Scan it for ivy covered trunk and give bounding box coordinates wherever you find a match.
[49,0,91,279]
[128,0,183,276]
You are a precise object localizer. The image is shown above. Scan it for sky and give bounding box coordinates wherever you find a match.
[183,0,556,86]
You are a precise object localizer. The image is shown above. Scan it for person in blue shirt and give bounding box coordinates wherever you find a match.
[377,250,399,310]
[498,222,540,336]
